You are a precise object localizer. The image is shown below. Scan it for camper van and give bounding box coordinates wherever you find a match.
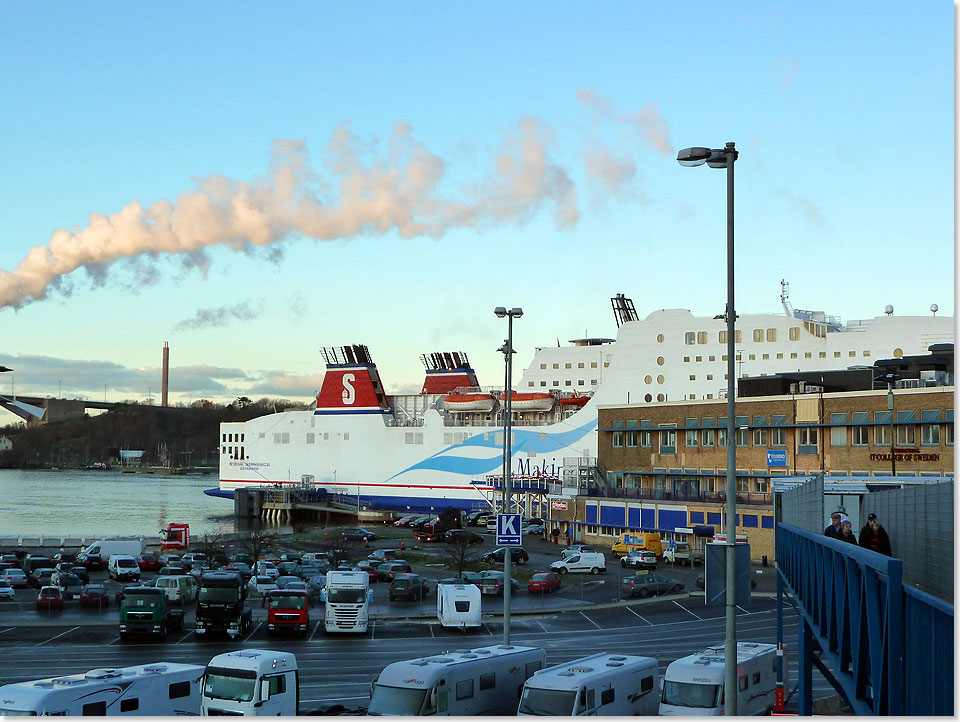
[436,583,481,631]
[519,653,660,716]
[201,649,299,716]
[0,662,203,716]
[659,642,778,716]
[368,644,546,716]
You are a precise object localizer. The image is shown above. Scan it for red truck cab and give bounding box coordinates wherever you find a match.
[265,589,309,637]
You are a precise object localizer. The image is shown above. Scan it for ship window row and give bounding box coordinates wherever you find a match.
[682,350,871,362]
[223,445,246,459]
[541,362,601,369]
[222,433,245,442]
[405,432,424,444]
[532,379,598,387]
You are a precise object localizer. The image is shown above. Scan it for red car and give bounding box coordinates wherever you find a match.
[528,572,562,594]
[354,562,379,582]
[79,583,110,608]
[37,586,63,610]
[393,515,418,527]
[137,553,162,572]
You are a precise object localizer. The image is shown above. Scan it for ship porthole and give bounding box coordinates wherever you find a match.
[893,347,903,358]
[657,375,665,384]
[656,356,665,366]
[656,334,664,343]
[657,394,665,402]
[644,394,652,402]
[644,375,652,384]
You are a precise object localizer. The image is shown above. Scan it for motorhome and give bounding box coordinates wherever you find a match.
[0,662,203,715]
[659,642,778,716]
[436,583,481,631]
[368,644,546,716]
[77,540,145,572]
[322,570,371,633]
[519,653,659,716]
[201,649,299,716]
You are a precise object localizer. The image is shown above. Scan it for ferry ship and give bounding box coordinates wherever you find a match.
[214,283,953,512]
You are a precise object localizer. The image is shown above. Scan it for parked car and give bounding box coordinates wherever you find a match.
[229,553,255,566]
[367,549,400,563]
[527,572,562,594]
[480,570,519,596]
[389,574,430,601]
[137,552,162,572]
[376,561,412,582]
[481,547,529,565]
[55,562,89,584]
[620,550,658,569]
[0,554,20,568]
[158,565,188,577]
[0,579,15,600]
[408,516,434,529]
[294,564,322,580]
[560,544,594,560]
[51,571,83,600]
[550,552,607,575]
[180,552,208,570]
[354,562,380,582]
[444,529,484,545]
[523,524,545,537]
[301,552,331,565]
[248,575,280,597]
[279,552,303,564]
[393,515,418,527]
[51,551,76,565]
[305,574,326,598]
[36,586,63,610]
[465,511,491,527]
[341,527,378,542]
[275,575,302,589]
[222,562,254,582]
[189,563,213,580]
[157,553,182,567]
[621,572,684,598]
[283,580,308,594]
[437,571,484,588]
[276,561,299,577]
[78,583,110,608]
[28,568,57,589]
[3,568,28,588]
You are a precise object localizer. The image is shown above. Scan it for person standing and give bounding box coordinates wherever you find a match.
[837,520,858,545]
[859,513,892,556]
[823,512,843,538]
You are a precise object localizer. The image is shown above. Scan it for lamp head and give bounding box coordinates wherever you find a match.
[510,307,523,318]
[677,147,712,167]
[494,307,507,318]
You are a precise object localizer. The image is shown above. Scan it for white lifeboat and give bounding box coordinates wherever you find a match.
[443,392,496,413]
[500,392,555,411]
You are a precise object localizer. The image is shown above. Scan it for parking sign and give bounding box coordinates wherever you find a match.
[496,513,522,546]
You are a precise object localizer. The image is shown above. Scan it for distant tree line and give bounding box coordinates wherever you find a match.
[0,397,308,469]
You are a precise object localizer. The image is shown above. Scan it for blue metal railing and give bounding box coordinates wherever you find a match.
[777,523,953,715]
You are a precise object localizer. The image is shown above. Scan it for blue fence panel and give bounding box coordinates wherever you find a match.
[777,523,953,716]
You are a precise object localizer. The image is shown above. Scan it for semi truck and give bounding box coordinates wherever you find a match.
[195,571,252,639]
[368,644,546,716]
[201,649,299,716]
[118,586,184,641]
[0,662,203,716]
[659,641,778,715]
[321,570,371,634]
[265,588,310,637]
[518,653,659,716]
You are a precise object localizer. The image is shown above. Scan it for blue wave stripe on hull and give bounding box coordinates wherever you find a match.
[205,487,487,514]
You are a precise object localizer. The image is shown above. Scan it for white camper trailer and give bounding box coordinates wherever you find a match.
[437,583,481,631]
[518,653,659,716]
[368,644,546,716]
[0,662,203,716]
[659,642,778,716]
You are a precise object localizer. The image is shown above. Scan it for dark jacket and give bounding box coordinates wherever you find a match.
[837,530,858,545]
[859,524,892,556]
[823,522,842,539]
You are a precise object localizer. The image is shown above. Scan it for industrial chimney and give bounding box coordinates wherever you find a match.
[161,342,169,407]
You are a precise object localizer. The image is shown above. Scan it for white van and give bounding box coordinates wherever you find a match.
[437,584,481,631]
[519,653,659,716]
[550,552,607,575]
[155,575,197,604]
[108,555,141,582]
[78,540,144,571]
[659,641,778,715]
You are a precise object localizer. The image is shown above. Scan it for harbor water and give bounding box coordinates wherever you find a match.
[0,469,237,539]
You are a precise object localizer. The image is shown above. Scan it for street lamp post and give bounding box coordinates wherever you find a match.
[495,305,522,645]
[678,142,739,716]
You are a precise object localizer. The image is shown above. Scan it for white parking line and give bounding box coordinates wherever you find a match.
[370,620,376,640]
[536,619,549,633]
[625,606,652,625]
[428,624,435,638]
[174,629,193,644]
[579,612,602,630]
[673,601,702,620]
[244,622,262,641]
[482,623,494,636]
[34,626,79,647]
[737,605,752,614]
[0,627,15,636]
[309,620,323,641]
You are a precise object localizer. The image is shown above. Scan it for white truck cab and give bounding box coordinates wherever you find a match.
[201,649,299,716]
[322,570,371,633]
[519,653,659,716]
[659,642,778,716]
[369,644,546,716]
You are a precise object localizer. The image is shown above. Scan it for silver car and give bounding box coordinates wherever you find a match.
[3,568,27,588]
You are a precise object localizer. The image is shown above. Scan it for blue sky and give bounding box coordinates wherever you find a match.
[0,2,953,421]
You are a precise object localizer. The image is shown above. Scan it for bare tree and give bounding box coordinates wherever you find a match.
[200,531,229,566]
[244,526,276,563]
[443,538,486,577]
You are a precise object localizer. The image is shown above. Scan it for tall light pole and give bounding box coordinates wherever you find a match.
[495,305,522,644]
[678,142,739,716]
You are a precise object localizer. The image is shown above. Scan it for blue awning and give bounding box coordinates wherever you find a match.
[693,525,715,537]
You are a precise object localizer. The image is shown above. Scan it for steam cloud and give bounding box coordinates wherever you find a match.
[173,301,265,332]
[1,95,667,310]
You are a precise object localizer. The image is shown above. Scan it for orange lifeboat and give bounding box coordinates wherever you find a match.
[559,393,590,408]
[443,392,496,413]
[499,392,555,411]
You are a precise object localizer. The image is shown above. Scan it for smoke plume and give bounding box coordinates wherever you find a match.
[173,301,266,332]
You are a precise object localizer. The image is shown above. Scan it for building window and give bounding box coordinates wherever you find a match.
[639,423,652,448]
[920,410,941,446]
[849,351,856,357]
[766,328,777,342]
[752,416,767,446]
[685,418,698,447]
[565,362,571,369]
[896,410,916,445]
[612,431,623,448]
[735,416,749,447]
[830,413,847,447]
[874,411,891,445]
[797,425,818,454]
[852,412,869,446]
[819,352,827,359]
[552,363,559,369]
[660,427,677,454]
[701,422,715,447]
[626,430,637,448]
[863,350,870,357]
[946,410,954,445]
[717,427,727,447]
[540,363,546,369]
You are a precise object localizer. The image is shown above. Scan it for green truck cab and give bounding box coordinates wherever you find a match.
[118,586,184,641]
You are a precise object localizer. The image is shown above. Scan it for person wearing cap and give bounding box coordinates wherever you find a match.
[859,513,892,556]
[823,512,843,539]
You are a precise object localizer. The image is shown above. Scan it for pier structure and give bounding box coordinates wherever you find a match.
[234,487,360,524]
